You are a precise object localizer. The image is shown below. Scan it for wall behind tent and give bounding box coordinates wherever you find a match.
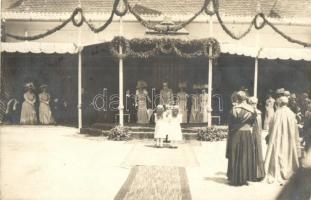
[4,20,311,49]
[2,53,78,125]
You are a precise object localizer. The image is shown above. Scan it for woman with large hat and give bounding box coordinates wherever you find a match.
[39,84,55,124]
[263,90,275,130]
[20,82,38,124]
[176,82,188,123]
[200,84,210,123]
[226,91,258,186]
[135,80,151,124]
[189,84,201,123]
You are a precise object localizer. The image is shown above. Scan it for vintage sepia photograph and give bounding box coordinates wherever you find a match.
[0,0,311,199]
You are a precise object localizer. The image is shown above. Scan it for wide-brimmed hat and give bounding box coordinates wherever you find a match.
[302,93,309,98]
[40,84,48,89]
[136,80,147,89]
[290,93,296,99]
[276,88,285,94]
[162,82,168,86]
[240,86,249,91]
[284,91,290,97]
[178,82,187,88]
[24,82,35,89]
[202,84,209,89]
[236,91,247,102]
[279,96,289,104]
[248,96,258,104]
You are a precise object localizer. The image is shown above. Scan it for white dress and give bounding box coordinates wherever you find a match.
[154,113,169,139]
[168,114,183,141]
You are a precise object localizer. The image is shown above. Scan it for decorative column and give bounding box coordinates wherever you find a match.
[207,12,214,127]
[253,30,260,98]
[118,10,124,126]
[78,23,83,130]
[0,9,2,94]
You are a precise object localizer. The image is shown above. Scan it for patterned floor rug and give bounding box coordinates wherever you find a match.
[114,165,192,200]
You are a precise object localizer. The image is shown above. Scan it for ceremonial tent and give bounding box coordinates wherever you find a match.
[1,0,311,128]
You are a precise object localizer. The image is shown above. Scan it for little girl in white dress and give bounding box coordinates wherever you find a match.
[154,105,168,148]
[168,105,183,148]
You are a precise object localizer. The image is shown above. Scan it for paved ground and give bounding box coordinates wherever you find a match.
[0,126,288,200]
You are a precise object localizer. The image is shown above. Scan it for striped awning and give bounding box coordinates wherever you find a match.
[1,42,79,54]
[221,43,311,61]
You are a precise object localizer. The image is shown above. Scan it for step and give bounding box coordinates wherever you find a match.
[80,127,199,140]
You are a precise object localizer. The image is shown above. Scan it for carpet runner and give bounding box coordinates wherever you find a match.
[120,142,199,167]
[114,166,192,200]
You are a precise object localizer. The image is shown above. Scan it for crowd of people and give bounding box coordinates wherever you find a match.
[227,87,311,186]
[4,82,70,125]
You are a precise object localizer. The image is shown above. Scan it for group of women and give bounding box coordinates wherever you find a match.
[227,89,303,186]
[134,80,211,125]
[19,82,54,125]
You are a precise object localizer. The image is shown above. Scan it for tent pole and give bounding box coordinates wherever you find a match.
[254,30,260,98]
[254,58,258,98]
[0,1,2,95]
[207,13,213,127]
[78,24,83,130]
[118,12,124,127]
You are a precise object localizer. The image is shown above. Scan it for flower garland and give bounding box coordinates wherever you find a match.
[3,0,311,47]
[109,36,221,59]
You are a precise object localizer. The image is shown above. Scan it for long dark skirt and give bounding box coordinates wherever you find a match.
[252,131,266,180]
[227,129,256,186]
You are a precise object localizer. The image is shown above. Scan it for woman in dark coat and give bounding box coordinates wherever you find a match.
[226,91,258,186]
[249,97,265,181]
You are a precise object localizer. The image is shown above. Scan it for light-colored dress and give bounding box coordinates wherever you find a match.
[168,114,183,141]
[160,88,173,105]
[200,93,209,123]
[20,91,37,124]
[190,94,200,123]
[263,97,275,130]
[264,106,301,184]
[177,91,188,123]
[154,113,169,139]
[39,92,54,124]
[136,90,150,124]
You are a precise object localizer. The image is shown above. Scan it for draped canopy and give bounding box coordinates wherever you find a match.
[2,40,311,61]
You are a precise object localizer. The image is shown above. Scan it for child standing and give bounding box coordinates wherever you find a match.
[168,105,183,148]
[154,105,167,148]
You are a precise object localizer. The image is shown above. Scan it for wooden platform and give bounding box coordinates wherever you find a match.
[80,123,228,140]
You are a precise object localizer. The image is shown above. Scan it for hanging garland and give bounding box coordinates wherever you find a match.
[212,0,254,40]
[109,36,220,59]
[5,0,121,40]
[3,0,311,47]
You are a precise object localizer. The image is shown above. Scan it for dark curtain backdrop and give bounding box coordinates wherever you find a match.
[2,53,78,125]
